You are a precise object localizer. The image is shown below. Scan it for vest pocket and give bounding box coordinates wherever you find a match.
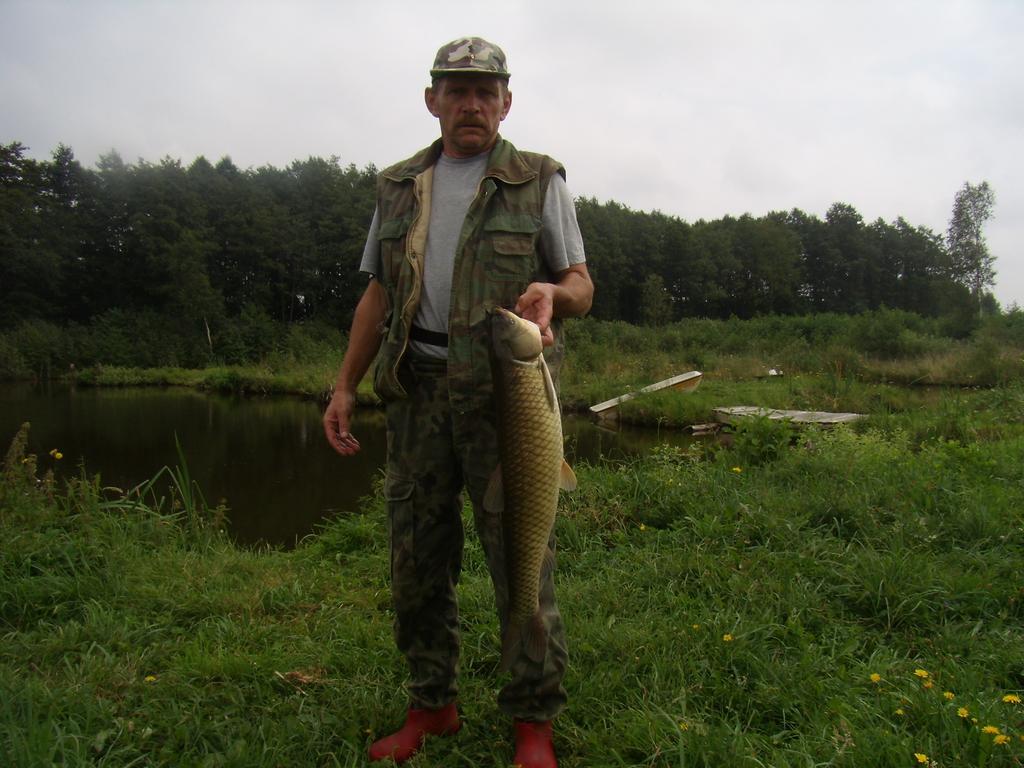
[373,337,408,402]
[480,212,540,284]
[378,216,412,285]
[483,231,536,283]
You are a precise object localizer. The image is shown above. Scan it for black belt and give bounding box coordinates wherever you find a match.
[410,325,449,348]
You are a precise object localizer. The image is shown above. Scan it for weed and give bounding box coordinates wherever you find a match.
[725,415,797,467]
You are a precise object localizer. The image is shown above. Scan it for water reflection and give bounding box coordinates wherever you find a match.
[0,383,690,548]
[565,415,694,465]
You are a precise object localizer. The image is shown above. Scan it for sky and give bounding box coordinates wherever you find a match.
[4,0,1022,307]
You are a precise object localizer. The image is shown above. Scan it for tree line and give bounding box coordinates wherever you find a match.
[578,187,995,327]
[0,142,997,368]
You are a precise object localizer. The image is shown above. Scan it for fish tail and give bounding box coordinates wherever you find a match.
[500,612,548,672]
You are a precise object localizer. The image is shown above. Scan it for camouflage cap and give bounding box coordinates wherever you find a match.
[430,37,510,80]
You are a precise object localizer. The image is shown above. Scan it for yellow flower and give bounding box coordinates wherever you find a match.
[914,753,928,763]
[691,624,701,630]
[943,691,955,700]
[54,452,63,460]
[1002,694,1021,704]
[982,725,1000,735]
[914,668,930,679]
[639,523,647,531]
[678,721,689,731]
[144,675,157,683]
[994,734,1010,746]
[957,707,969,718]
[731,466,742,473]
[722,633,734,643]
[895,708,905,716]
[922,681,933,689]
[869,673,881,683]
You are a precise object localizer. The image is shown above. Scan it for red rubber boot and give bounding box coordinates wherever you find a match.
[367,703,460,763]
[513,719,558,768]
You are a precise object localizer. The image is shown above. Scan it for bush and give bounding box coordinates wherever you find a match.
[724,414,797,466]
[213,303,281,364]
[965,337,1024,387]
[266,321,344,369]
[0,334,29,379]
[72,308,216,367]
[975,307,1024,348]
[843,309,933,359]
[5,320,70,379]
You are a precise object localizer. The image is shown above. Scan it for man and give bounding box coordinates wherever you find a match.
[323,36,593,767]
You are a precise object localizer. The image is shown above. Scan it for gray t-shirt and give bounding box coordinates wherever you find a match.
[358,152,586,358]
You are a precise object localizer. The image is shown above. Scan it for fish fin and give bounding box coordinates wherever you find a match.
[499,613,548,672]
[540,355,557,411]
[499,622,521,672]
[484,465,504,513]
[559,459,578,491]
[539,547,556,580]
[525,612,548,664]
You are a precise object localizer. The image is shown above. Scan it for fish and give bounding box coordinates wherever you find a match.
[485,307,577,671]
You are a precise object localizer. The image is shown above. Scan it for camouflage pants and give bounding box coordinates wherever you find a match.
[384,353,568,721]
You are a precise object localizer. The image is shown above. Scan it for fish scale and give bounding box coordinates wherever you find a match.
[500,358,564,623]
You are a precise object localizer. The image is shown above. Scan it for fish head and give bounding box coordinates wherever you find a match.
[490,307,543,362]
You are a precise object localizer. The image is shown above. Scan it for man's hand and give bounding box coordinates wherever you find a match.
[323,389,361,456]
[513,264,594,347]
[322,279,387,457]
[514,282,557,346]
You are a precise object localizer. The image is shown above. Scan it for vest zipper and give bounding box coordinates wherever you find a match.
[391,173,427,387]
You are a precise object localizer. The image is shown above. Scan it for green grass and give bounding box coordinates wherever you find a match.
[3,378,1024,767]
[73,360,379,405]
[6,314,1024,766]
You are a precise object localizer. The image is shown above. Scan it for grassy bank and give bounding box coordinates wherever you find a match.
[73,361,349,402]
[20,315,1016,450]
[3,384,1024,767]
[558,313,1024,415]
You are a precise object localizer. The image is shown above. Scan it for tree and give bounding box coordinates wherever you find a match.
[822,202,875,313]
[0,142,61,326]
[45,145,96,322]
[947,181,996,315]
[730,215,802,316]
[638,273,673,326]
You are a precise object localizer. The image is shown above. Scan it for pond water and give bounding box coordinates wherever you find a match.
[0,382,691,548]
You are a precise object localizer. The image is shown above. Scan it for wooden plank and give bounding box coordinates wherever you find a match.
[712,406,864,426]
[690,422,722,435]
[589,371,703,417]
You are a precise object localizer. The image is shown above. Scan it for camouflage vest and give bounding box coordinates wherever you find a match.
[371,136,565,425]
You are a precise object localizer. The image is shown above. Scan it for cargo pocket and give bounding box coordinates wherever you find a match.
[484,232,536,283]
[481,213,540,283]
[377,216,412,286]
[372,337,409,402]
[385,473,416,585]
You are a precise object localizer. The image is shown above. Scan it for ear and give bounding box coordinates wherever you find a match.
[425,86,439,117]
[500,88,512,121]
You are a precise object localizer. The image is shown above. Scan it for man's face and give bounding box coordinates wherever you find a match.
[425,75,512,158]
